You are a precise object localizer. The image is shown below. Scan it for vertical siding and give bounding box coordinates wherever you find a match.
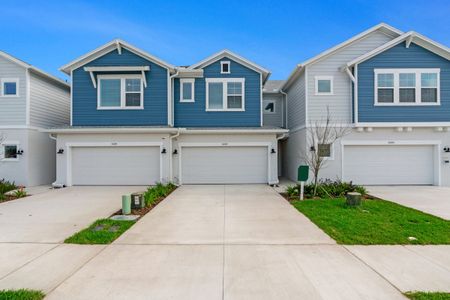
[29,71,70,128]
[174,57,261,127]
[286,71,306,129]
[72,48,168,126]
[262,93,284,127]
[358,42,450,122]
[307,30,394,123]
[0,56,27,125]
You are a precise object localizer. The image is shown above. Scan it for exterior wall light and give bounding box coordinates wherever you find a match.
[161,148,167,154]
[173,149,178,155]
[271,148,276,154]
[57,149,64,154]
[310,146,316,152]
[16,149,24,155]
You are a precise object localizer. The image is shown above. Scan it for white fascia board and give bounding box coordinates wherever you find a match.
[180,128,289,135]
[60,39,176,74]
[41,127,179,134]
[347,31,450,67]
[189,49,270,82]
[355,122,450,128]
[84,66,150,72]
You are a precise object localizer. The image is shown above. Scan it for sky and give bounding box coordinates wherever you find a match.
[2,0,449,81]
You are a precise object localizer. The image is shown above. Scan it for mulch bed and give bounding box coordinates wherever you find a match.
[0,194,28,204]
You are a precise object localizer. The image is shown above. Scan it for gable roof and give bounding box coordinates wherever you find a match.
[263,80,286,93]
[60,39,176,75]
[282,23,403,90]
[189,49,271,83]
[0,51,69,88]
[346,31,450,67]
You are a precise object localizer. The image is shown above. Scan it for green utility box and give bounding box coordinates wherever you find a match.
[298,165,309,182]
[131,192,145,209]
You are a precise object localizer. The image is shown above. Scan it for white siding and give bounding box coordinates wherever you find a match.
[307,30,394,122]
[287,71,306,129]
[0,56,27,126]
[262,94,284,128]
[282,128,307,181]
[29,71,70,128]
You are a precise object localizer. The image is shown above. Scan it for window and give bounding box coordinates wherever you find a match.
[263,100,276,114]
[1,78,19,97]
[318,144,332,159]
[375,69,440,105]
[315,76,333,95]
[180,79,195,102]
[2,144,18,161]
[206,78,245,111]
[98,75,143,109]
[221,61,230,74]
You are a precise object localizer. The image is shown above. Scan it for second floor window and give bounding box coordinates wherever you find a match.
[375,69,440,105]
[180,79,195,102]
[98,75,143,109]
[1,78,19,97]
[206,78,245,111]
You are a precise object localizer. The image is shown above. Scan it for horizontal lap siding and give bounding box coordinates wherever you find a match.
[174,57,261,127]
[72,49,168,126]
[262,93,283,127]
[0,56,26,125]
[307,31,393,123]
[287,71,306,129]
[358,42,450,122]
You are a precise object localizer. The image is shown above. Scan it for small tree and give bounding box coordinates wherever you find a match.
[301,108,351,197]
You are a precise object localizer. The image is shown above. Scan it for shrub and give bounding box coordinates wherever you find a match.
[285,179,366,199]
[0,179,17,195]
[143,182,177,207]
[13,188,27,198]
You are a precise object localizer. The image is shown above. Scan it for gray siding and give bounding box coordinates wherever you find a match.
[29,71,70,128]
[263,93,283,128]
[0,56,27,126]
[287,71,306,129]
[307,30,394,123]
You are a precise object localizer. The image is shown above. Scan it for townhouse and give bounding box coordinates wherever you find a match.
[274,23,450,186]
[46,40,287,186]
[0,51,70,186]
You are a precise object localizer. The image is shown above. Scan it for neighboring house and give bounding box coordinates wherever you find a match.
[279,23,450,186]
[0,51,70,186]
[46,40,287,186]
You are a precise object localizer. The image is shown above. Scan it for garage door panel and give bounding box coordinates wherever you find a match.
[72,146,160,185]
[181,146,268,184]
[343,145,434,185]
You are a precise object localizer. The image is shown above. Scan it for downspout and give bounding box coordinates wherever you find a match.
[169,70,180,127]
[169,128,181,183]
[279,89,288,129]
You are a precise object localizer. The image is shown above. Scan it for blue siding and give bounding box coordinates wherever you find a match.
[72,48,168,126]
[358,42,450,123]
[174,57,261,127]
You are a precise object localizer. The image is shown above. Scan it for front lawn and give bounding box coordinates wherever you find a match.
[64,219,135,244]
[405,292,450,300]
[0,289,44,300]
[293,198,450,245]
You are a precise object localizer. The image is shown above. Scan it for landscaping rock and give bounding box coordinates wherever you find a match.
[110,215,140,221]
[93,225,105,232]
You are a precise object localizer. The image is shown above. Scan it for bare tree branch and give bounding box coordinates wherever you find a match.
[300,107,351,196]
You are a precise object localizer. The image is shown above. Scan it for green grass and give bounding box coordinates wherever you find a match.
[292,198,450,245]
[0,289,44,300]
[64,219,135,244]
[405,292,450,300]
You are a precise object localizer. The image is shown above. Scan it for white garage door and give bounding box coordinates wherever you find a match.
[181,146,268,184]
[343,145,435,185]
[72,146,160,185]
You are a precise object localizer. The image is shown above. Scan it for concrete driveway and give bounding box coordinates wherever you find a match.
[44,185,407,300]
[368,186,450,220]
[0,186,144,243]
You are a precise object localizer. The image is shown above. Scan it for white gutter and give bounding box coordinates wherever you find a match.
[48,134,57,141]
[279,89,288,129]
[169,71,180,127]
[169,128,182,182]
[179,128,288,134]
[276,133,287,140]
[41,127,179,134]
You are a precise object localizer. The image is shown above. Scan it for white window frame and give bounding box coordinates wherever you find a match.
[263,99,276,114]
[317,143,334,160]
[1,142,20,162]
[315,76,334,95]
[1,78,19,97]
[205,78,245,112]
[97,74,144,110]
[221,61,231,74]
[374,68,440,106]
[180,79,195,103]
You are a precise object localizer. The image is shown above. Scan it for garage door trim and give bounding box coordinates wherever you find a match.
[178,142,272,185]
[66,142,163,186]
[341,140,441,186]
